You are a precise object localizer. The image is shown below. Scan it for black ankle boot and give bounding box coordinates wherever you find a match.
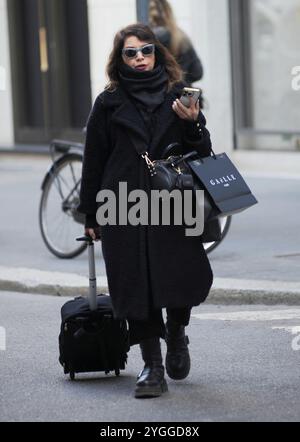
[135,337,168,399]
[165,319,191,380]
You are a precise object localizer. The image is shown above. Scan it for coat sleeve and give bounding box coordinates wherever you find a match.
[182,110,212,158]
[77,95,111,223]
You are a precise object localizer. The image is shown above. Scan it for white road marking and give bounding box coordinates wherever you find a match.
[271,327,300,351]
[0,326,6,351]
[192,309,300,322]
[212,278,300,293]
[192,309,300,352]
[272,326,300,334]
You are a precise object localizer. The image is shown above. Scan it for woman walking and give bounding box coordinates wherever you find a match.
[149,0,204,86]
[78,23,213,399]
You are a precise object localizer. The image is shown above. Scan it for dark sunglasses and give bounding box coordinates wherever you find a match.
[122,44,155,59]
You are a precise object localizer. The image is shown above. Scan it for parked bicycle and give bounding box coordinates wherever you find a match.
[39,139,232,259]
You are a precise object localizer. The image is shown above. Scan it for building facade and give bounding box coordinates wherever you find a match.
[0,0,300,173]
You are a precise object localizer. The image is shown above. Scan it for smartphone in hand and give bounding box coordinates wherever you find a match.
[179,87,201,108]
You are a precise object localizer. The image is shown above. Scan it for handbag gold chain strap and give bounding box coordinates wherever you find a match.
[141,152,183,177]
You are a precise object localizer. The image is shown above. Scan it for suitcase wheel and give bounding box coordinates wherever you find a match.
[70,371,75,381]
[105,370,110,375]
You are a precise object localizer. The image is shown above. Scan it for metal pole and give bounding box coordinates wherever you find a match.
[87,242,97,311]
[136,0,149,24]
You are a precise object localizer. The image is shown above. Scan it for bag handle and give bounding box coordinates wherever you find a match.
[76,236,97,311]
[129,133,217,176]
[171,151,198,165]
[184,148,217,164]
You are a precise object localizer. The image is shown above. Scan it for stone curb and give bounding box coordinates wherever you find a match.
[1,266,300,305]
[0,266,108,298]
[207,288,300,305]
[0,280,108,298]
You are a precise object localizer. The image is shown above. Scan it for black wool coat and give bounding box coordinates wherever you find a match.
[78,82,214,321]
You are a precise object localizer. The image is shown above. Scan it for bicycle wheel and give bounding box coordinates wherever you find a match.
[204,216,232,255]
[39,153,87,259]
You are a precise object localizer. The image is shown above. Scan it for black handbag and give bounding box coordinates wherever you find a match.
[131,137,217,223]
[145,149,222,242]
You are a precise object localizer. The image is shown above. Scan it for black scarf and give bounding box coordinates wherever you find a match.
[118,62,168,111]
[118,63,169,142]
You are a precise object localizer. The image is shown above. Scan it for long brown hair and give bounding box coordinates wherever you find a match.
[105,23,183,92]
[149,0,190,57]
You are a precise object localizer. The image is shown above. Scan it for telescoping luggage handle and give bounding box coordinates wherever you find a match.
[76,236,97,312]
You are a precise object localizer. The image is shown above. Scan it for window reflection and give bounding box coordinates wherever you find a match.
[250,0,300,132]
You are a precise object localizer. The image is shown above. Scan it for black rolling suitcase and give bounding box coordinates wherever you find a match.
[58,236,130,380]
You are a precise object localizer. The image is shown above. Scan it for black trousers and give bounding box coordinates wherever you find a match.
[128,306,192,347]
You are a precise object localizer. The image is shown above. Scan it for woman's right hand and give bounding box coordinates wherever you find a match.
[85,227,101,242]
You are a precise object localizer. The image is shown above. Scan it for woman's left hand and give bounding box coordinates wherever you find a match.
[172,97,200,122]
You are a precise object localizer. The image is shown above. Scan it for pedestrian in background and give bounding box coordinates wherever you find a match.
[78,23,213,399]
[149,0,204,87]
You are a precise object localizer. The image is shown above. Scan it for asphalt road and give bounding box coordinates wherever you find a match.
[0,154,300,282]
[1,291,300,422]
